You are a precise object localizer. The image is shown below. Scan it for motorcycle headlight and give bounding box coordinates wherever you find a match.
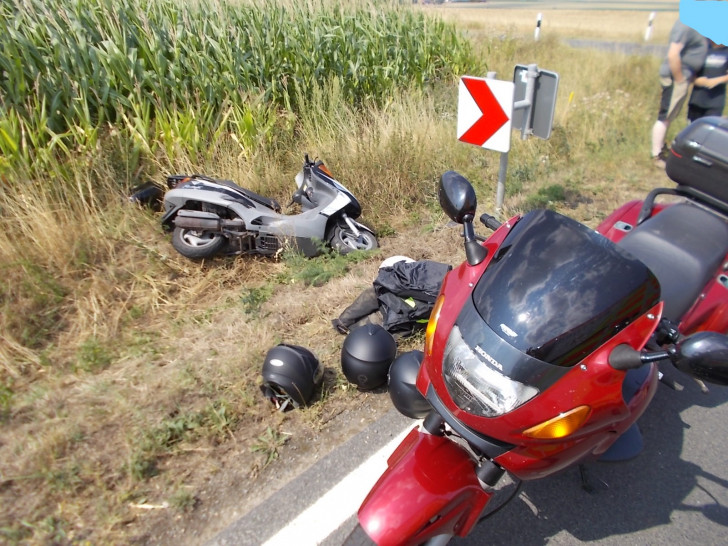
[443,325,538,418]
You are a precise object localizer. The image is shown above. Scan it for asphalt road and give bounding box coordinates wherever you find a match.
[447,0,679,12]
[208,361,728,546]
[454,365,728,546]
[206,408,413,546]
[565,39,666,57]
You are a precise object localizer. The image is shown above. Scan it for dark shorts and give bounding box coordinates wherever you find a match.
[657,77,690,122]
[687,104,724,122]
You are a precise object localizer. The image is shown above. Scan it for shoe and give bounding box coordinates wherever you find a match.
[652,156,666,169]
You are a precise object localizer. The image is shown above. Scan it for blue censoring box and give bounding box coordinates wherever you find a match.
[680,0,728,46]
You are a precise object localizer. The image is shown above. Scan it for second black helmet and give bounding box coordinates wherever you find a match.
[341,324,397,390]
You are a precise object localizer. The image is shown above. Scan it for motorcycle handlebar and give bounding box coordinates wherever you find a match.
[609,344,672,371]
[480,213,502,231]
[473,213,501,242]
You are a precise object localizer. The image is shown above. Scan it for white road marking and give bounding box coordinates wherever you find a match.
[262,425,414,546]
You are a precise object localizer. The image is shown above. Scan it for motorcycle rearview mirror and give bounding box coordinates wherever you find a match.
[610,332,728,387]
[439,171,487,266]
[671,331,728,386]
[439,171,476,223]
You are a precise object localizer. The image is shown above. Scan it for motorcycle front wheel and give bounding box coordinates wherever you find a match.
[329,225,378,255]
[172,226,226,259]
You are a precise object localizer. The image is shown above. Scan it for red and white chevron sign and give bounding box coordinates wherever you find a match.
[457,76,514,153]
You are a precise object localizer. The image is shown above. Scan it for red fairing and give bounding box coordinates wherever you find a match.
[494,356,659,480]
[422,302,662,481]
[421,225,662,439]
[416,210,664,481]
[596,200,643,242]
[416,217,517,398]
[357,427,492,545]
[596,200,668,243]
[679,268,728,334]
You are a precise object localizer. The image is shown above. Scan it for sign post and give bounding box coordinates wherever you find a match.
[457,65,559,213]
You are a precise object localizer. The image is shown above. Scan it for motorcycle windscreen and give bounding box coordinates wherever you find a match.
[472,209,660,368]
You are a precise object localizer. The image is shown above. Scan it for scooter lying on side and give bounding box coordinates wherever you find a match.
[349,117,728,545]
[161,154,377,260]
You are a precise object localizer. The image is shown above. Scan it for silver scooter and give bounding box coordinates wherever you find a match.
[161,154,378,260]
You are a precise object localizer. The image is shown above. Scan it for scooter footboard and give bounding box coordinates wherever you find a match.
[358,427,492,546]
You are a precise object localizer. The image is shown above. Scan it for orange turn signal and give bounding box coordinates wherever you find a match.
[522,405,591,439]
[425,295,445,356]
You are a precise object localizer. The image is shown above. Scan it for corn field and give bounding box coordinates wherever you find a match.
[0,0,473,173]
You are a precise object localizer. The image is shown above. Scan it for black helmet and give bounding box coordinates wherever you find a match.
[388,350,430,419]
[261,344,323,410]
[341,324,397,390]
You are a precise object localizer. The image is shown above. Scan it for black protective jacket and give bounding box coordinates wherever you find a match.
[335,260,451,337]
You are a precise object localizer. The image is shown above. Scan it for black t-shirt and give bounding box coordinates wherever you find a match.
[690,46,728,110]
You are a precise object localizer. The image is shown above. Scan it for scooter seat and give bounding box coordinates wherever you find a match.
[617,202,728,323]
[216,179,281,212]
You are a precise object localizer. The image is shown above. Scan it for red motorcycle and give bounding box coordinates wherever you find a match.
[348,118,728,546]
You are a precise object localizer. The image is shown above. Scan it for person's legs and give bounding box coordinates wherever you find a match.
[651,120,668,158]
[687,104,700,123]
[652,78,689,161]
[704,106,724,117]
[665,80,689,124]
[652,79,673,158]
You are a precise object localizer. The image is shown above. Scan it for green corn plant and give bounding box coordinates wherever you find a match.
[0,0,473,173]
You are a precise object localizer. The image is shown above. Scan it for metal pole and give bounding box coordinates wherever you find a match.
[518,64,538,139]
[496,151,508,213]
[486,71,508,214]
[492,65,540,212]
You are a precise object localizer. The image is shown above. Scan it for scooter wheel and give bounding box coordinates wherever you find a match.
[329,225,378,255]
[172,226,226,259]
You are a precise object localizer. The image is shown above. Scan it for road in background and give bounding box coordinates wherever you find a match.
[566,39,666,56]
[444,1,679,12]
